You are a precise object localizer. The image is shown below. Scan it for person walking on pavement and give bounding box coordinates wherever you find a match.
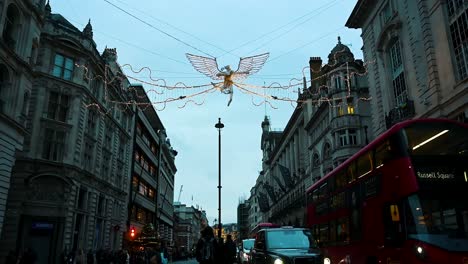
[224,235,236,264]
[196,225,218,264]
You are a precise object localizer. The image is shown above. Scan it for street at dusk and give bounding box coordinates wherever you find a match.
[0,0,467,263]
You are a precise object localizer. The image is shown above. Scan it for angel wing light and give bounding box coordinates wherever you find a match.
[186,52,269,106]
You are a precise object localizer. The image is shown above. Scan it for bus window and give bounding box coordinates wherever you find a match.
[330,221,337,243]
[347,164,357,183]
[356,152,373,178]
[312,189,319,202]
[319,223,329,245]
[375,140,392,168]
[337,217,350,243]
[335,170,347,190]
[318,182,328,200]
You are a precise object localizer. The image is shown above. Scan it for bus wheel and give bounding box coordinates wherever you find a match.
[366,256,378,264]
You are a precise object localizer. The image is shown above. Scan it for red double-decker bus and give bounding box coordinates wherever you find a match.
[305,118,468,264]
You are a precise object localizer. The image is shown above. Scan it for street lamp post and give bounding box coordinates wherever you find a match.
[215,118,224,240]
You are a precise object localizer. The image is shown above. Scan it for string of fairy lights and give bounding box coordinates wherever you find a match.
[76,45,373,114]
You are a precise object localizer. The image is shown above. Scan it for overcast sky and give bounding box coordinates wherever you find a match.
[50,0,362,224]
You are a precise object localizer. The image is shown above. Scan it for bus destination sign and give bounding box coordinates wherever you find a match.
[415,167,458,182]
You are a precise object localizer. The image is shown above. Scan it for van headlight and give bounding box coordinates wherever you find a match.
[324,257,331,264]
[415,245,426,259]
[274,258,284,264]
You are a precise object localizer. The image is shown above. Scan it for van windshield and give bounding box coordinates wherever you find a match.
[267,229,317,249]
[243,239,254,250]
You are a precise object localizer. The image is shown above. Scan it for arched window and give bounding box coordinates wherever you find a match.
[388,38,408,107]
[313,153,320,168]
[323,142,331,159]
[2,4,21,50]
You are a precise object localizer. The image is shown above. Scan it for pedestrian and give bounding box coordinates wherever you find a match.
[87,250,94,264]
[195,225,218,264]
[75,249,85,264]
[5,250,17,264]
[19,248,37,264]
[224,235,236,264]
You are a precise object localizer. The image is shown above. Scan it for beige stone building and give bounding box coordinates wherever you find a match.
[346,0,467,136]
[250,39,372,228]
[0,3,136,263]
[0,0,44,240]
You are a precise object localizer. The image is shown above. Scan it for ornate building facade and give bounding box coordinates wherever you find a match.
[346,0,467,136]
[0,0,44,239]
[0,3,136,263]
[249,39,372,228]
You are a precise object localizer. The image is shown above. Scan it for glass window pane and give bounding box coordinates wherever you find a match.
[52,66,62,77]
[54,54,64,66]
[65,58,74,70]
[63,69,72,80]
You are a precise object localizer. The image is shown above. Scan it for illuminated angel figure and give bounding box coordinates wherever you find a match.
[186,52,270,106]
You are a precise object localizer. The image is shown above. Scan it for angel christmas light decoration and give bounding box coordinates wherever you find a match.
[186,53,270,106]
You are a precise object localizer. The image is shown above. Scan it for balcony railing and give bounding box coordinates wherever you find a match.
[385,99,415,129]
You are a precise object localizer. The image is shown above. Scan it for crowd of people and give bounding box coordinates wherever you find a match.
[195,225,237,264]
[4,247,170,264]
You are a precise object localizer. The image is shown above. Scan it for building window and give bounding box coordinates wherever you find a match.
[86,110,97,136]
[139,182,148,196]
[42,128,65,161]
[337,101,345,116]
[381,2,393,26]
[348,129,357,145]
[334,75,342,90]
[118,141,125,161]
[323,143,331,159]
[2,4,20,50]
[101,151,111,180]
[389,39,408,107]
[52,54,74,80]
[77,188,87,210]
[47,91,69,122]
[447,1,468,80]
[104,124,113,150]
[91,75,101,98]
[83,140,94,170]
[313,153,320,168]
[338,129,357,147]
[347,98,355,114]
[97,195,105,217]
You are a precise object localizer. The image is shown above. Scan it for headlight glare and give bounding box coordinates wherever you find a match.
[324,257,331,264]
[416,246,423,254]
[274,258,284,264]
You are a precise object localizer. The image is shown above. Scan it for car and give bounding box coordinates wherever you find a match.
[238,238,255,264]
[249,226,323,264]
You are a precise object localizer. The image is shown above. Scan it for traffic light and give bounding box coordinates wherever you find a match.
[130,227,135,239]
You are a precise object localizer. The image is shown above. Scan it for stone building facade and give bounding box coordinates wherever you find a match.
[346,0,467,136]
[236,199,250,240]
[127,84,177,246]
[0,0,44,239]
[249,39,371,229]
[0,3,136,263]
[173,202,206,258]
[304,39,372,185]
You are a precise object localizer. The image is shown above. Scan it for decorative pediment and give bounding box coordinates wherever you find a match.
[26,174,72,203]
